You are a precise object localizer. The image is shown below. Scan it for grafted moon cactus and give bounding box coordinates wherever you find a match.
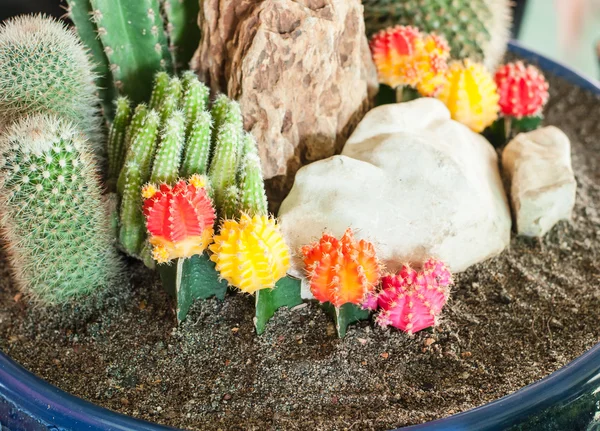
[365,258,453,334]
[209,214,291,294]
[302,229,381,307]
[143,175,215,264]
[495,61,549,119]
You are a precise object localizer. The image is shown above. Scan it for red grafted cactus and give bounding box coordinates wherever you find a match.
[302,229,382,307]
[365,258,453,334]
[495,61,549,118]
[142,175,216,263]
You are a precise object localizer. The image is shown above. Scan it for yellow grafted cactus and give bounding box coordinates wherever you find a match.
[209,214,290,294]
[436,59,500,133]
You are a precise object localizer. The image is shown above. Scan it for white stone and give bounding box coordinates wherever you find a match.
[279,98,512,297]
[502,126,576,237]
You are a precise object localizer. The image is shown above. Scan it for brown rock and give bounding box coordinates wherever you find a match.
[193,0,378,205]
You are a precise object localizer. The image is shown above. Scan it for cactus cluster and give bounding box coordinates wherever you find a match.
[0,15,102,152]
[0,115,122,304]
[364,259,453,334]
[111,71,268,259]
[66,0,201,113]
[362,0,512,70]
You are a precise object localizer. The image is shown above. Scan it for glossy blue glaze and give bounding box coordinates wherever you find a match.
[0,41,599,431]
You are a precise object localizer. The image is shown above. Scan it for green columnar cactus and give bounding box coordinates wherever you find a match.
[161,0,201,71]
[88,0,172,105]
[151,110,186,184]
[117,109,160,196]
[0,114,121,304]
[119,161,146,256]
[66,0,115,119]
[209,122,241,216]
[0,15,102,151]
[238,133,268,217]
[182,71,210,138]
[180,110,212,178]
[150,72,171,111]
[157,78,183,123]
[107,97,132,187]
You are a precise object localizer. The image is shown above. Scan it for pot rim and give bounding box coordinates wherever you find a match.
[0,41,599,431]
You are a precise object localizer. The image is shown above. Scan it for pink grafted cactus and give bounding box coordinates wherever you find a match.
[364,258,453,334]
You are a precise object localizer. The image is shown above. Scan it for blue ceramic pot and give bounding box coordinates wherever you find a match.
[1,41,599,431]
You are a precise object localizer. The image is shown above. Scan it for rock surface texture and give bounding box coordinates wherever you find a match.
[192,0,378,203]
[502,126,576,237]
[279,99,512,296]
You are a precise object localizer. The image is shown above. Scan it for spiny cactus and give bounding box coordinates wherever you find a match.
[302,229,381,307]
[436,59,500,133]
[109,72,262,259]
[66,0,202,113]
[209,214,291,294]
[0,114,121,304]
[107,97,132,185]
[364,259,452,334]
[143,176,215,263]
[362,0,512,69]
[370,25,450,98]
[495,61,550,119]
[0,15,102,151]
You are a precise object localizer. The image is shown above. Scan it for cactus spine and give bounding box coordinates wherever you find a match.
[0,115,121,304]
[0,15,102,151]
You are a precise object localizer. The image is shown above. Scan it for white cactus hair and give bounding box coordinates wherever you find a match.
[484,0,513,70]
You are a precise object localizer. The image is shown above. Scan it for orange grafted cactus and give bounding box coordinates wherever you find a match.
[302,229,381,307]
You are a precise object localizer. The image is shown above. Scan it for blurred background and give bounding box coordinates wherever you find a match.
[0,0,598,79]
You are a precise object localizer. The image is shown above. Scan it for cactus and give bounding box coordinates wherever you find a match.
[87,0,171,105]
[150,110,186,184]
[180,110,212,178]
[181,71,210,138]
[161,0,201,71]
[209,122,241,216]
[0,15,102,151]
[436,59,500,133]
[370,25,450,98]
[143,176,216,263]
[67,0,202,116]
[238,133,268,217]
[362,0,512,69]
[365,259,452,334]
[107,97,132,186]
[0,114,121,304]
[209,213,291,294]
[66,0,116,119]
[302,229,382,337]
[495,61,549,119]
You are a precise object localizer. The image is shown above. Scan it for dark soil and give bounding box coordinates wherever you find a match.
[1,72,599,431]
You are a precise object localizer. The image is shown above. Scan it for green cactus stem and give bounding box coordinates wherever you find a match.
[222,184,240,220]
[210,95,244,146]
[149,72,171,111]
[161,0,201,72]
[238,133,268,217]
[65,0,116,120]
[89,0,173,104]
[0,114,121,304]
[0,15,102,152]
[117,109,160,196]
[123,104,149,155]
[157,77,183,124]
[107,97,132,187]
[254,276,303,335]
[119,161,146,256]
[180,110,212,178]
[208,122,241,215]
[151,110,186,184]
[321,302,371,338]
[158,253,228,323]
[182,71,210,139]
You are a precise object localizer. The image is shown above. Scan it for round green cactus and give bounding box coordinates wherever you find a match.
[0,114,122,304]
[0,15,102,150]
[362,0,512,69]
